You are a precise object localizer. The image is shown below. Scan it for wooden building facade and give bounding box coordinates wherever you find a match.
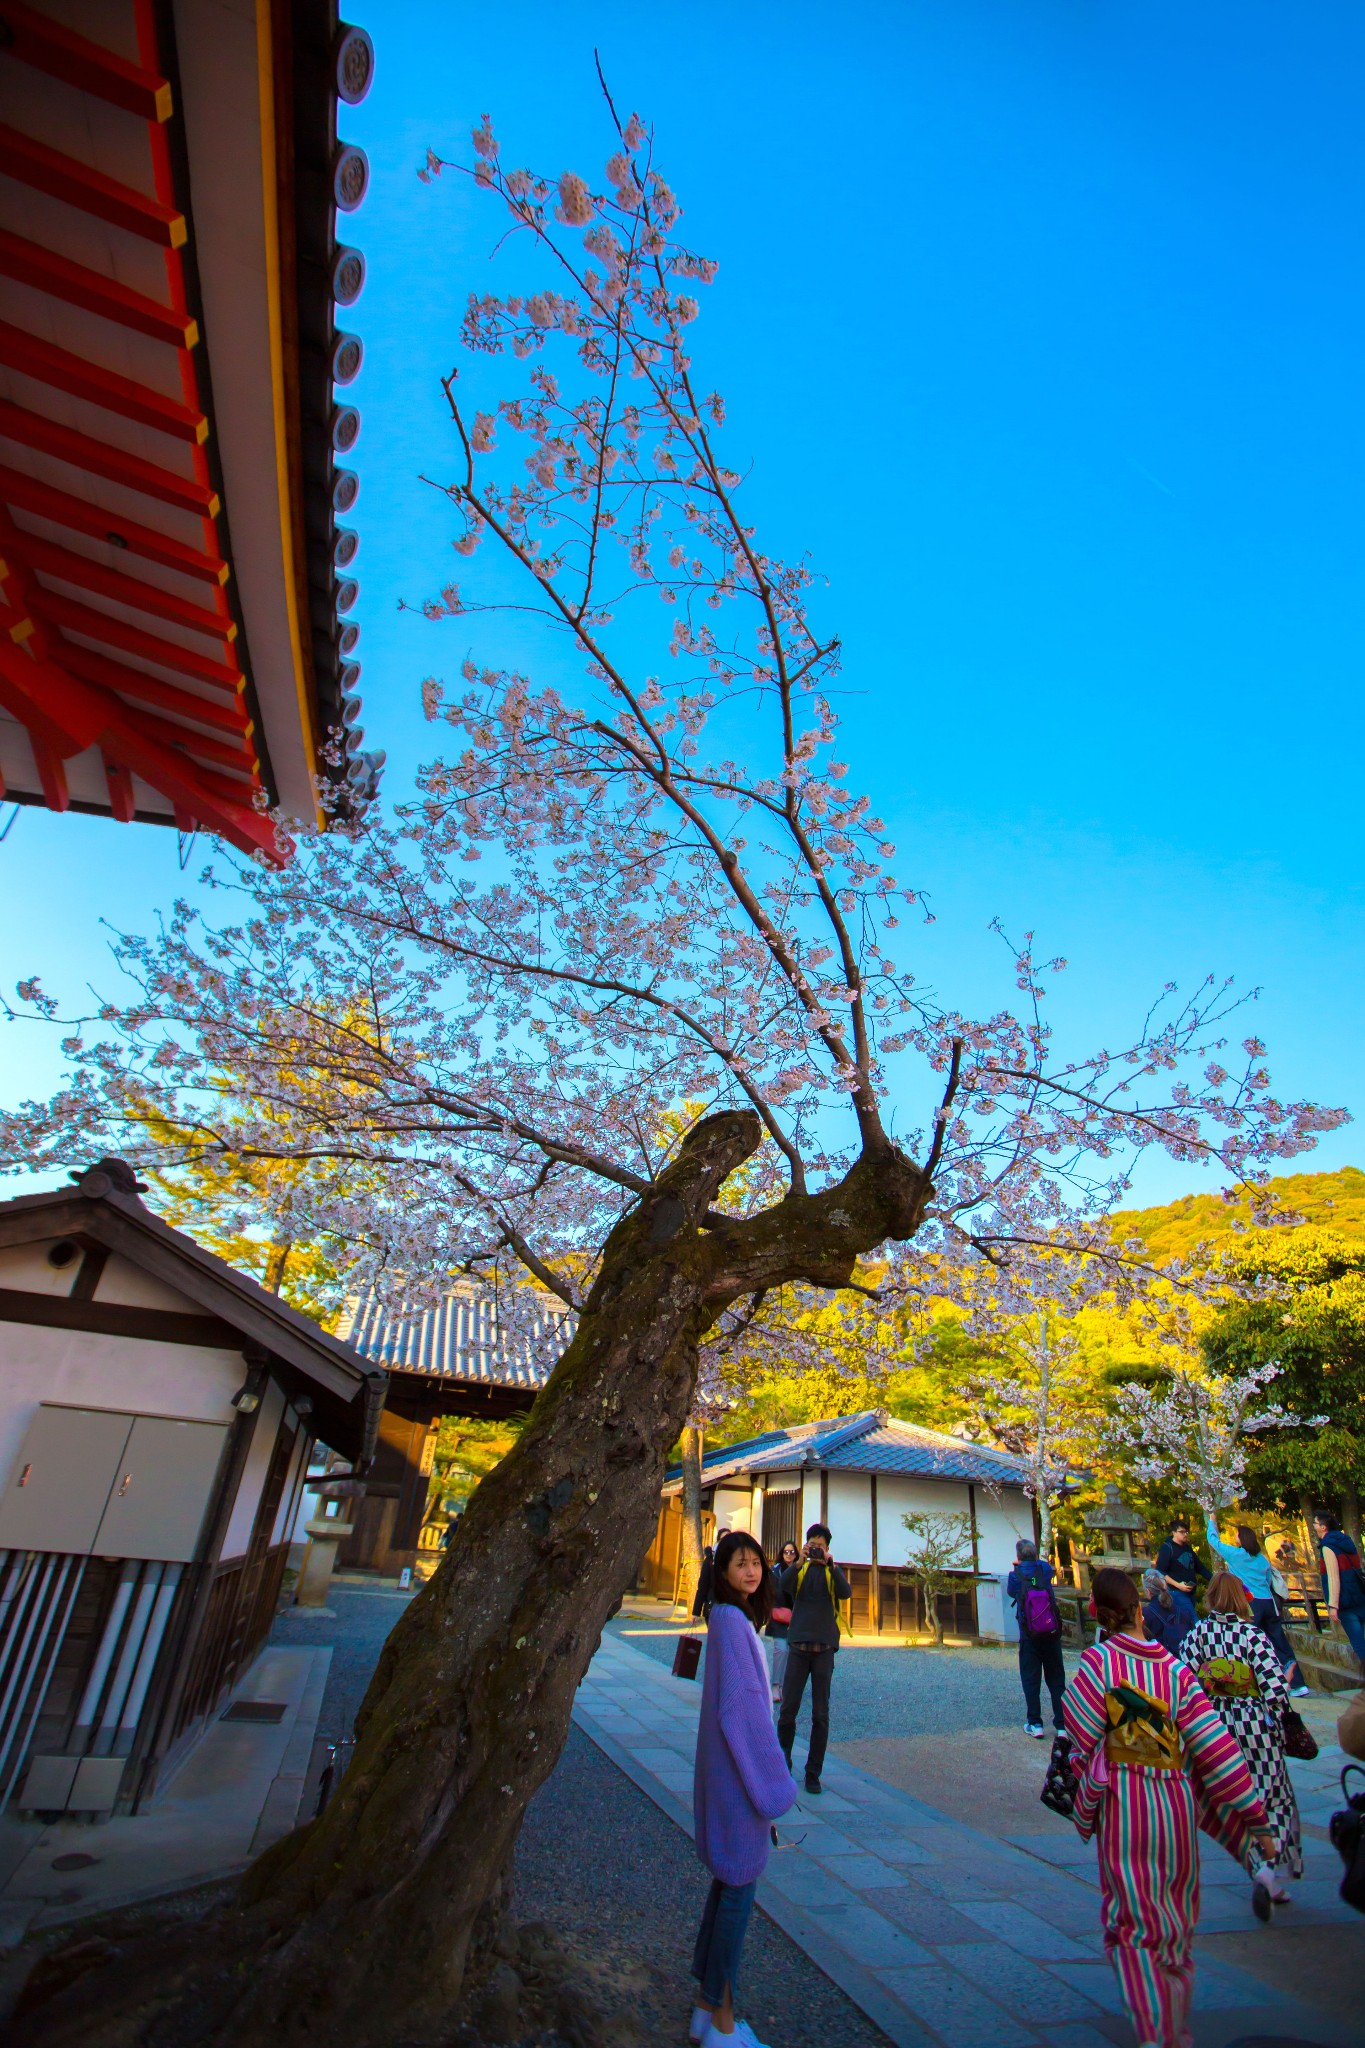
[334,1284,570,1577]
[0,1159,384,1815]
[642,1411,1039,1642]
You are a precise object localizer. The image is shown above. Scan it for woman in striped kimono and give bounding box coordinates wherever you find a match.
[1062,1568,1277,2048]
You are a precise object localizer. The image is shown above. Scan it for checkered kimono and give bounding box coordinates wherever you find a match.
[1182,1611,1302,1880]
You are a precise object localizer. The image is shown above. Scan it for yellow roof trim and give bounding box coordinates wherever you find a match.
[254,0,323,830]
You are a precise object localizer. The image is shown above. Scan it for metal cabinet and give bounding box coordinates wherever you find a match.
[0,1407,132,1554]
[0,1406,227,1561]
[93,1417,227,1561]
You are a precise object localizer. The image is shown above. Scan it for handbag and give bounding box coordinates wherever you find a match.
[671,1633,703,1681]
[1329,1764,1365,1914]
[770,1605,792,1625]
[1039,1731,1080,1818]
[1282,1704,1319,1761]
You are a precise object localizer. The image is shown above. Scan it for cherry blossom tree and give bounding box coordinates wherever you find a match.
[1107,1355,1323,1515]
[955,1251,1111,1557]
[4,99,1345,2048]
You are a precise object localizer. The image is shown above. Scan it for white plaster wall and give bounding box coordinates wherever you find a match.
[826,1471,872,1565]
[271,1422,309,1544]
[875,1475,972,1568]
[712,1486,753,1535]
[0,1242,83,1296]
[0,1323,242,1486]
[92,1254,200,1314]
[220,1377,286,1560]
[801,1472,822,1537]
[974,1488,1034,1575]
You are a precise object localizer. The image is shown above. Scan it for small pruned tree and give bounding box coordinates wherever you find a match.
[1,95,1344,2048]
[902,1509,975,1645]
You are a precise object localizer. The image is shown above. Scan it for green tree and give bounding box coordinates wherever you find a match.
[901,1509,975,1645]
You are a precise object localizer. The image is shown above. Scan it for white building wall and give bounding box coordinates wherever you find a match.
[974,1488,1034,1575]
[875,1475,972,1569]
[0,1322,242,1486]
[826,1471,872,1564]
[91,1253,204,1313]
[220,1377,286,1559]
[0,1241,89,1297]
[801,1472,822,1538]
[712,1485,753,1536]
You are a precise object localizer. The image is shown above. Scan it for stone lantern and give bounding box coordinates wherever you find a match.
[1083,1482,1148,1587]
[297,1477,363,1607]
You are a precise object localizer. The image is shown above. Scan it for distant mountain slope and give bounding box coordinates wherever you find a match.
[1116,1167,1365,1262]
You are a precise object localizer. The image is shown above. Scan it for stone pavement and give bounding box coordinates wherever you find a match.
[0,1643,329,1946]
[575,1630,1360,2048]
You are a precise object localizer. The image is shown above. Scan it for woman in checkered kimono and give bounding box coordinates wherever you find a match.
[1182,1567,1302,1915]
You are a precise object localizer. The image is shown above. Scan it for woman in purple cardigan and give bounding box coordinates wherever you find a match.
[690,1531,797,2048]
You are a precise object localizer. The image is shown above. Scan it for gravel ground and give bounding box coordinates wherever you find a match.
[267,1583,890,2048]
[605,1611,1081,1742]
[517,1725,886,2047]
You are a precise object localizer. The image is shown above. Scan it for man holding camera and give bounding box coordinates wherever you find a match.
[776,1523,852,1795]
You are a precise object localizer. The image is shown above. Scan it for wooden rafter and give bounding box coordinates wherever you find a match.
[0,124,187,247]
[0,401,220,516]
[0,229,199,348]
[0,466,229,585]
[0,2,173,122]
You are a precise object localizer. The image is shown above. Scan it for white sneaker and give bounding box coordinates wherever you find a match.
[1025,1722,1045,1738]
[690,2008,711,2043]
[701,2024,771,2048]
[1290,1683,1312,1697]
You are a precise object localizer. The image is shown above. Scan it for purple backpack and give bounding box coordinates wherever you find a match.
[1019,1566,1061,1639]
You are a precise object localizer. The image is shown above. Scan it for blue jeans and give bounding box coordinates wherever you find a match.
[1250,1595,1300,1678]
[1338,1604,1365,1672]
[693,1877,756,2005]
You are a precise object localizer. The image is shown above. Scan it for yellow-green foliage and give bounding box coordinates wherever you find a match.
[1115,1167,1365,1264]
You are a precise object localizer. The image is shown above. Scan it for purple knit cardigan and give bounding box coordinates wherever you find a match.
[692,1600,797,1885]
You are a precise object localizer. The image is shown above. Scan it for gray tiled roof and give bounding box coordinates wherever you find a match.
[665,1409,1032,1492]
[337,1287,570,1390]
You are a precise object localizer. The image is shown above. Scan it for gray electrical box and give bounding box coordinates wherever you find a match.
[0,1407,133,1554]
[0,1406,228,1561]
[92,1416,228,1561]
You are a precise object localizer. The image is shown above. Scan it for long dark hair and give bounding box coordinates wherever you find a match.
[1236,1524,1261,1558]
[711,1531,774,1629]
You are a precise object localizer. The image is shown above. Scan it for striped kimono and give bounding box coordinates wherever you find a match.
[1062,1632,1269,2048]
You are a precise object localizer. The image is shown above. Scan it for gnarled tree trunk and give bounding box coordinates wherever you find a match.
[19,1114,932,2048]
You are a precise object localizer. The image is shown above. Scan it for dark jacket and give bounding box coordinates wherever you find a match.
[692,1550,715,1618]
[766,1565,792,1640]
[1143,1597,1193,1655]
[778,1555,852,1651]
[1155,1539,1210,1594]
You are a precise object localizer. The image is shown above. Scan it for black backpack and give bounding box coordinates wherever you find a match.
[1330,1765,1365,1915]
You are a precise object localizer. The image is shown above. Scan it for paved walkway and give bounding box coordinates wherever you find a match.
[575,1630,1359,2048]
[0,1643,328,1946]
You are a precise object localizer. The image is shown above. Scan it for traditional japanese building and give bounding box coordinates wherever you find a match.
[642,1411,1039,1642]
[0,1,380,858]
[0,1159,385,1816]
[335,1283,570,1576]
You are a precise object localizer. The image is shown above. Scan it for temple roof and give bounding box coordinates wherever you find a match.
[0,1,380,858]
[663,1409,1037,1493]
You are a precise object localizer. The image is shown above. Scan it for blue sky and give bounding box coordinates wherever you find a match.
[4,0,1361,1203]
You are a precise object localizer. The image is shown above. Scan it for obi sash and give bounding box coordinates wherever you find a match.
[1198,1654,1260,1700]
[1102,1680,1184,1772]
